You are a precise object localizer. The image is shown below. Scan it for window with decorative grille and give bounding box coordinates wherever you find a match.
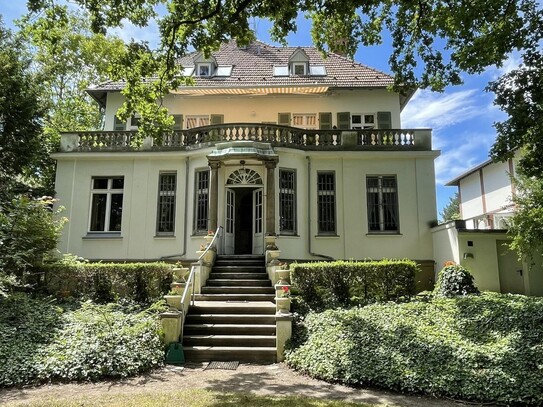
[317,172,336,234]
[194,170,209,233]
[156,173,176,234]
[367,175,399,232]
[279,169,297,234]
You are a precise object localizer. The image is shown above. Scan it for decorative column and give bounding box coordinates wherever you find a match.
[208,160,220,232]
[265,160,277,236]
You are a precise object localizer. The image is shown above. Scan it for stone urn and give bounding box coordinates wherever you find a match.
[172,266,190,283]
[275,297,291,314]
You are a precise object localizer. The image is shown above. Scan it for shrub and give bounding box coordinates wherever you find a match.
[290,259,419,311]
[0,196,66,296]
[286,292,543,405]
[0,294,167,386]
[434,263,479,297]
[36,260,173,303]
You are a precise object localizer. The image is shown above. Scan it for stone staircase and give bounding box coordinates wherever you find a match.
[183,255,277,363]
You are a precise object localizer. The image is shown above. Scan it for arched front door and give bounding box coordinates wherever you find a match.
[223,169,264,255]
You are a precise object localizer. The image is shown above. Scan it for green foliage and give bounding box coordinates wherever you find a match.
[290,260,418,311]
[440,192,460,223]
[0,21,47,194]
[37,260,173,303]
[0,196,67,296]
[507,173,543,261]
[434,264,479,297]
[286,292,543,405]
[0,294,167,386]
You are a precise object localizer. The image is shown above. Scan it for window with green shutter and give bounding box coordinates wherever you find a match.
[377,111,392,129]
[319,112,332,130]
[173,114,183,130]
[278,113,291,126]
[113,116,126,131]
[210,114,224,125]
[337,112,350,129]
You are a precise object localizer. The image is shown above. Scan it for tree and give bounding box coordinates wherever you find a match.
[23,0,543,137]
[16,6,126,193]
[440,192,460,223]
[0,20,47,198]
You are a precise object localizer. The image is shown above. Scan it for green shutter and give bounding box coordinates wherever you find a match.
[113,116,126,131]
[337,112,350,129]
[319,112,332,130]
[210,114,224,125]
[278,113,291,126]
[173,114,183,130]
[377,111,392,129]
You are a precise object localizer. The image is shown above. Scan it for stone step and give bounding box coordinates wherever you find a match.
[208,272,268,280]
[194,293,275,301]
[183,335,276,347]
[212,265,267,273]
[189,301,276,315]
[183,346,276,363]
[185,314,277,325]
[183,323,276,335]
[201,286,274,294]
[206,279,271,287]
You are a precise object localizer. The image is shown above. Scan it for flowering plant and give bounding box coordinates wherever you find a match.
[279,285,291,298]
[443,260,456,267]
[207,230,215,236]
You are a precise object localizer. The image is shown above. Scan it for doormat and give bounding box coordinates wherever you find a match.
[205,361,239,370]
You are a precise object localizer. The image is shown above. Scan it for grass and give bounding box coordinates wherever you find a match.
[12,389,381,407]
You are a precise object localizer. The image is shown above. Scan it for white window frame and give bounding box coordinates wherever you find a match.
[186,115,210,129]
[194,169,210,234]
[292,62,307,75]
[366,175,399,233]
[156,172,177,235]
[317,171,336,235]
[279,168,297,235]
[351,113,376,129]
[129,115,140,129]
[292,113,317,129]
[197,63,212,77]
[88,177,124,233]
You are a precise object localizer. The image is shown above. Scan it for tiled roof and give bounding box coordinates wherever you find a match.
[89,40,395,92]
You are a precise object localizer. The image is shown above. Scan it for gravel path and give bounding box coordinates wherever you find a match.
[0,363,482,406]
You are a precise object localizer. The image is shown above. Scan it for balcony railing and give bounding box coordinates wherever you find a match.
[60,123,432,152]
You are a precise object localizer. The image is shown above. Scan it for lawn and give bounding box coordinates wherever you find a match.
[10,389,378,407]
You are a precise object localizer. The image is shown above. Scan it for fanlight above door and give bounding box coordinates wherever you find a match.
[227,168,263,185]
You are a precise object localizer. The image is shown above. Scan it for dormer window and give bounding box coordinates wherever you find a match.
[293,63,307,75]
[197,63,212,77]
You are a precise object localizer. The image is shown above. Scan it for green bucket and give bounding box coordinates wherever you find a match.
[165,342,185,365]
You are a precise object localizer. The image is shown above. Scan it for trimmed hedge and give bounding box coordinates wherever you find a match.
[36,262,173,303]
[290,259,418,310]
[434,263,479,297]
[286,292,543,405]
[0,295,167,386]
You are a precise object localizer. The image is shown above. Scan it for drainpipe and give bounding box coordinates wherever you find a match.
[306,156,334,261]
[161,157,190,260]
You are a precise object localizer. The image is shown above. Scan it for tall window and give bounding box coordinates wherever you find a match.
[89,177,124,232]
[156,173,176,235]
[367,175,399,232]
[194,170,209,233]
[317,172,336,234]
[292,114,317,129]
[279,169,297,234]
[351,114,376,129]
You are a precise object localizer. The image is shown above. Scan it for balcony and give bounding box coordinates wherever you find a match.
[59,123,432,152]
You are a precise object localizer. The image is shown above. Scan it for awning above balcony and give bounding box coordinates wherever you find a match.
[207,141,278,162]
[172,85,329,96]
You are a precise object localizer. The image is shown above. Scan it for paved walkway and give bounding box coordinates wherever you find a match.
[0,363,484,406]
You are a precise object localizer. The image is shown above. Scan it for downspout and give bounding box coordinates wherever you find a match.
[161,157,190,259]
[306,156,334,261]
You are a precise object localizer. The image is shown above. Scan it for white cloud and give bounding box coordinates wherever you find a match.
[109,19,161,48]
[401,89,484,130]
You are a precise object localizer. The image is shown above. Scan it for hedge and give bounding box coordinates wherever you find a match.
[35,262,173,303]
[290,259,418,310]
[286,292,543,405]
[0,295,167,386]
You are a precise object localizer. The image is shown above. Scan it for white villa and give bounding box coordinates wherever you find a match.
[432,154,543,296]
[53,40,438,284]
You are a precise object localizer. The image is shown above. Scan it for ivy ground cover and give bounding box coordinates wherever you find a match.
[286,292,543,405]
[0,295,166,386]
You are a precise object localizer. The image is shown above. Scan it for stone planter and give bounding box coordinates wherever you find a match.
[267,249,281,265]
[275,297,291,314]
[204,234,214,245]
[169,282,186,295]
[275,268,290,284]
[172,267,190,283]
[265,234,278,250]
[164,295,182,310]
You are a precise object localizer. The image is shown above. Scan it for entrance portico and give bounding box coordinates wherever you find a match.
[207,142,278,255]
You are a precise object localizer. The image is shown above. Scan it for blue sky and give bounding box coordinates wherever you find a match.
[1,4,517,218]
